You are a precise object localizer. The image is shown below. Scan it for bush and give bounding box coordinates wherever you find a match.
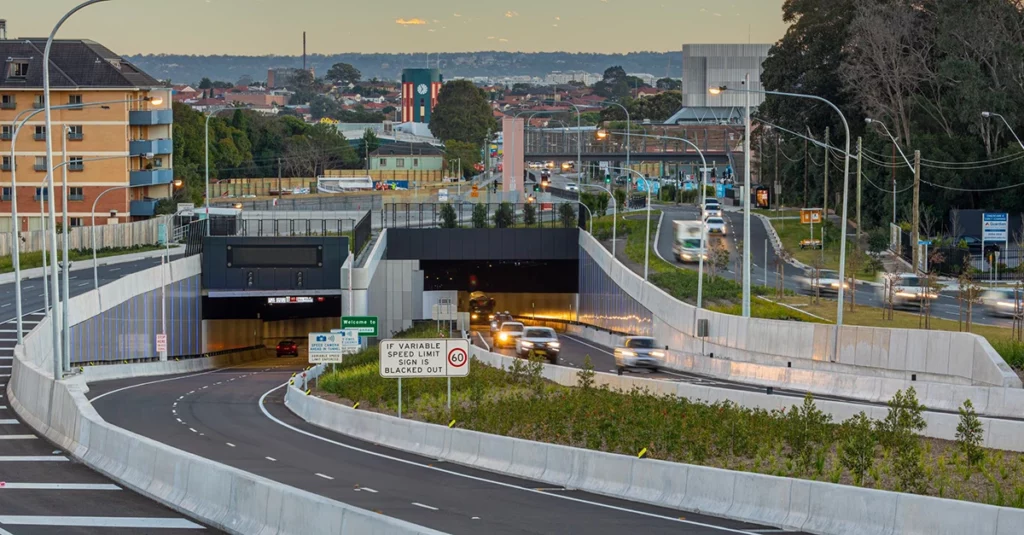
[990,339,1024,369]
[840,412,878,486]
[472,203,488,228]
[867,228,889,254]
[660,184,677,202]
[559,203,577,227]
[523,202,537,226]
[494,202,514,228]
[439,204,458,228]
[613,188,627,210]
[956,399,985,466]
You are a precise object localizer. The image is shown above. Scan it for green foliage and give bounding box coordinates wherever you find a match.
[956,399,986,467]
[580,191,610,218]
[990,339,1024,370]
[783,394,834,469]
[867,228,890,255]
[325,62,361,86]
[559,203,577,227]
[613,188,627,210]
[494,202,514,228]
[840,412,878,486]
[444,139,482,178]
[576,355,596,390]
[660,184,678,202]
[877,388,928,493]
[523,202,537,226]
[430,80,498,144]
[357,129,381,162]
[439,204,458,228]
[472,203,489,228]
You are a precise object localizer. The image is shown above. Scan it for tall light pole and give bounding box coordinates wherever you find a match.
[606,166,651,279]
[91,169,150,290]
[711,81,852,357]
[602,101,631,175]
[581,183,617,257]
[43,0,112,380]
[982,112,1024,151]
[864,118,911,224]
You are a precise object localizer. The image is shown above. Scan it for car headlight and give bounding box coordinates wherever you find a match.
[896,291,915,297]
[521,341,534,348]
[488,314,495,320]
[997,301,1016,308]
[548,341,560,348]
[619,350,636,357]
[499,333,508,341]
[650,351,665,358]
[491,321,498,328]
[472,313,479,319]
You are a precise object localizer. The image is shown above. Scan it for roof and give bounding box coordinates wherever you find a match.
[0,39,162,89]
[370,143,444,157]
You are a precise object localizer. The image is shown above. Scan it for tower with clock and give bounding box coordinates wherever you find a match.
[401,68,444,124]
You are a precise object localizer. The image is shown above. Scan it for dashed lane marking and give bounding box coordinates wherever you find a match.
[412,502,439,511]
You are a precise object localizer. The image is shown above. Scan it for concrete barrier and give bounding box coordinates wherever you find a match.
[285,375,1024,535]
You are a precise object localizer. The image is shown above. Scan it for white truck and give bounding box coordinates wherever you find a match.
[673,220,706,263]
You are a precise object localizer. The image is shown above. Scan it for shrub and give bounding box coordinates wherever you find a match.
[867,228,889,254]
[494,202,514,228]
[877,388,928,493]
[559,203,577,227]
[472,203,488,228]
[956,399,985,467]
[613,188,626,210]
[523,202,537,226]
[840,412,878,486]
[439,204,458,228]
[783,394,833,469]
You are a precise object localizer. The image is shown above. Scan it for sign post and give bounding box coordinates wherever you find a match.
[380,338,470,416]
[341,316,378,337]
[308,332,345,364]
[983,213,1009,279]
[156,334,167,356]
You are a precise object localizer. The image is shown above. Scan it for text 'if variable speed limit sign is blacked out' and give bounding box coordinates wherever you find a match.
[379,339,470,378]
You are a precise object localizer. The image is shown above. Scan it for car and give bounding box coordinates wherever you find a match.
[515,327,561,363]
[705,216,727,236]
[490,312,514,334]
[877,273,938,308]
[614,175,629,186]
[674,237,707,263]
[981,288,1024,318]
[565,182,579,192]
[495,321,525,348]
[276,340,299,357]
[469,291,496,323]
[614,337,666,374]
[797,268,850,295]
[703,201,723,218]
[541,169,551,179]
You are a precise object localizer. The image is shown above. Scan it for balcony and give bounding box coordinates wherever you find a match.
[32,101,44,109]
[0,100,15,110]
[129,138,173,156]
[69,163,84,172]
[130,198,160,217]
[129,110,173,126]
[34,163,47,172]
[0,132,11,141]
[1,163,11,172]
[129,168,174,186]
[67,132,84,141]
[33,133,46,141]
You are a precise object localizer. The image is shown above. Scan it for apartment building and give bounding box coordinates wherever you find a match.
[0,38,172,232]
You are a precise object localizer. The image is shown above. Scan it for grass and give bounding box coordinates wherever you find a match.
[770,218,878,280]
[319,329,1024,509]
[0,245,164,274]
[755,208,804,218]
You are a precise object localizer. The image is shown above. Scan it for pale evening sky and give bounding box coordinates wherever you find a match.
[6,0,788,55]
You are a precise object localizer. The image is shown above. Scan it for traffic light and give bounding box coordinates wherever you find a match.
[605,174,611,184]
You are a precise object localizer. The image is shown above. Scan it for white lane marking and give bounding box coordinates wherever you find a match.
[90,360,257,403]
[0,516,203,529]
[412,502,438,511]
[315,473,334,480]
[109,267,121,271]
[77,282,88,287]
[0,483,120,490]
[0,456,69,462]
[0,435,36,440]
[258,383,761,535]
[358,487,378,493]
[265,456,277,462]
[189,428,197,433]
[226,443,236,448]
[0,304,9,308]
[0,419,18,425]
[0,405,6,409]
[175,418,183,423]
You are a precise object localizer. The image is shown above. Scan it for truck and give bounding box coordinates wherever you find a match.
[672,220,707,263]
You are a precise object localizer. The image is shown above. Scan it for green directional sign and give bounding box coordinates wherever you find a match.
[342,316,379,337]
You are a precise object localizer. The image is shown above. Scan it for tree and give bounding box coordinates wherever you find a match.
[288,69,320,105]
[523,202,537,226]
[840,412,878,487]
[593,66,631,99]
[472,203,489,228]
[325,62,362,87]
[955,399,985,467]
[656,77,681,91]
[429,80,497,144]
[558,203,577,228]
[494,203,514,228]
[310,95,341,121]
[358,129,381,166]
[284,122,357,177]
[198,77,213,89]
[439,204,458,228]
[444,139,482,178]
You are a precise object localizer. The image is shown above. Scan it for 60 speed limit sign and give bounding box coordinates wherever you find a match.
[447,346,468,368]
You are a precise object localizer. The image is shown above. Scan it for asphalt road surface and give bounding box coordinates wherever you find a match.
[89,343,809,535]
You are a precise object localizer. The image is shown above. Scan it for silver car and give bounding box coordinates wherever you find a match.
[981,289,1024,318]
[614,336,666,374]
[515,327,561,363]
[495,321,525,348]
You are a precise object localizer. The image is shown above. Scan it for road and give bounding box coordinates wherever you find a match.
[2,302,216,533]
[90,343,808,535]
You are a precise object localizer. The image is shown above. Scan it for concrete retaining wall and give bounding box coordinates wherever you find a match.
[285,368,1024,535]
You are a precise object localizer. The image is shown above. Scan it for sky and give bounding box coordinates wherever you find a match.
[6,0,788,56]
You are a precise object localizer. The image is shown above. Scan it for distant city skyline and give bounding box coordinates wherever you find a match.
[7,0,787,56]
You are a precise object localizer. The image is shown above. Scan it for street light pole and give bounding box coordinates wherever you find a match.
[865,118,912,225]
[606,166,650,279]
[60,126,71,371]
[581,183,617,257]
[742,72,752,318]
[604,102,631,175]
[982,112,1024,151]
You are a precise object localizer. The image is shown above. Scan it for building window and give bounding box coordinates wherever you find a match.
[8,60,29,79]
[69,156,84,172]
[395,158,405,168]
[152,157,164,168]
[68,94,83,108]
[34,156,47,172]
[34,126,46,141]
[69,217,83,227]
[67,125,83,141]
[379,158,387,167]
[0,125,11,140]
[35,187,48,201]
[1,156,11,172]
[1,187,10,201]
[69,187,84,201]
[413,158,419,168]
[0,94,14,109]
[32,95,44,109]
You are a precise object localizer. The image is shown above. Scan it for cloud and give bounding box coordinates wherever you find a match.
[453,13,462,17]
[505,11,519,18]
[700,7,707,12]
[499,38,509,42]
[432,19,441,23]
[487,36,496,40]
[555,16,561,20]
[395,18,427,26]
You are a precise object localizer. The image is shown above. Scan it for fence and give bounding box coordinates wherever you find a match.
[209,217,357,240]
[381,202,579,229]
[0,216,170,257]
[215,194,382,212]
[931,243,1024,280]
[353,211,372,255]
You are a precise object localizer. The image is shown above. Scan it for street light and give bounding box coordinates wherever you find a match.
[601,101,631,177]
[43,0,112,379]
[581,183,617,257]
[91,155,153,290]
[864,118,912,224]
[710,79,853,357]
[578,201,594,234]
[606,166,652,280]
[981,112,1024,151]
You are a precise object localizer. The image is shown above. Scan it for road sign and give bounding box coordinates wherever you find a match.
[329,329,362,355]
[800,209,823,224]
[438,189,449,202]
[342,316,379,337]
[176,202,195,213]
[156,334,167,353]
[983,213,1008,242]
[918,239,932,246]
[379,338,471,378]
[308,332,344,364]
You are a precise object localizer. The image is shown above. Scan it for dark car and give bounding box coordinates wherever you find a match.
[276,340,299,357]
[469,291,496,323]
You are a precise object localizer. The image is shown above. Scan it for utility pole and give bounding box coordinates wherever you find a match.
[823,126,830,214]
[277,157,283,200]
[891,142,897,223]
[912,149,921,273]
[856,137,863,247]
[775,132,780,214]
[803,138,808,208]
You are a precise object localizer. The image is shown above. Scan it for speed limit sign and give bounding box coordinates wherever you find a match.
[448,346,468,368]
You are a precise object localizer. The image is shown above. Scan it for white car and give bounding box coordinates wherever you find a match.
[495,321,525,348]
[703,202,723,218]
[705,216,727,236]
[565,182,579,192]
[981,289,1024,318]
[798,269,850,295]
[877,274,938,308]
[515,327,560,363]
[614,336,666,374]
